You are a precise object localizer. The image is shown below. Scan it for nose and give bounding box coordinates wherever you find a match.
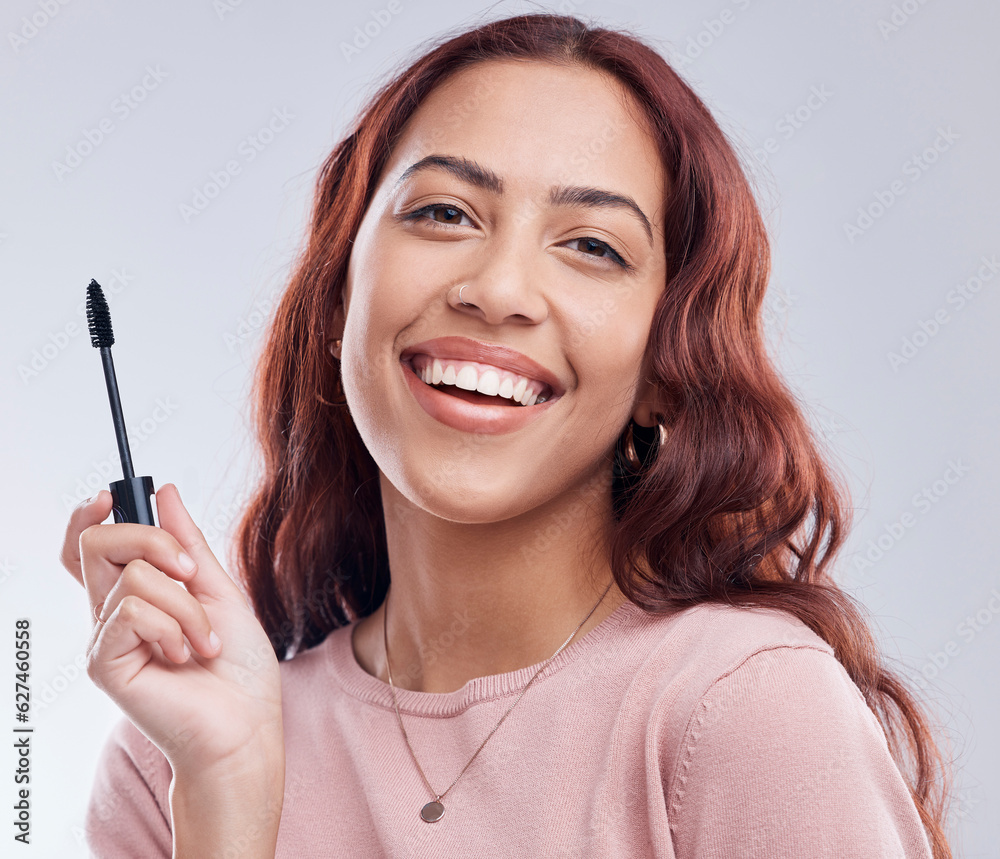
[448,236,549,326]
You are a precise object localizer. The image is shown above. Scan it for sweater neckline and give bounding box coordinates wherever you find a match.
[326,598,641,717]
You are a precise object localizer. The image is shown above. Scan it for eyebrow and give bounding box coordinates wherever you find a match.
[394,154,654,246]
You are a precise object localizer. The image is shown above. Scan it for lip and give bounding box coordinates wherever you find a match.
[399,336,566,397]
[398,337,563,435]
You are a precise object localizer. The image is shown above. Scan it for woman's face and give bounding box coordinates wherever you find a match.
[340,58,668,523]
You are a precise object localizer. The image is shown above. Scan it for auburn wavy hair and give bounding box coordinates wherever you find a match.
[234,13,952,856]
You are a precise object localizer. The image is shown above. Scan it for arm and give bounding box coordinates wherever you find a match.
[86,717,285,859]
[170,738,285,859]
[65,488,287,855]
[665,645,934,859]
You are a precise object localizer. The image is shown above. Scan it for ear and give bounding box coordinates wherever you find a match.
[631,355,665,428]
[327,298,346,359]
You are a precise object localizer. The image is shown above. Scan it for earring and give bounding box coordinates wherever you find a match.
[328,338,342,359]
[620,415,668,471]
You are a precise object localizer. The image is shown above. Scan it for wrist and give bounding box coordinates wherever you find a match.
[166,712,284,778]
[171,727,285,783]
[169,735,285,859]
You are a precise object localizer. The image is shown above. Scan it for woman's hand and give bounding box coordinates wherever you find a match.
[61,484,284,778]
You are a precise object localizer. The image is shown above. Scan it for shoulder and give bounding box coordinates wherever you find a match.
[277,625,347,692]
[626,600,840,710]
[645,599,835,656]
[643,607,933,856]
[628,601,878,794]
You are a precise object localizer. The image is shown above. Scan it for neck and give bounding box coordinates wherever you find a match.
[353,465,629,694]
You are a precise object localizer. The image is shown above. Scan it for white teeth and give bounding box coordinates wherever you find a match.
[411,355,552,407]
[455,366,478,391]
[512,377,528,402]
[476,369,501,396]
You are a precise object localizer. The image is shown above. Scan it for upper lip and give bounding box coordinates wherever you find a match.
[400,336,566,398]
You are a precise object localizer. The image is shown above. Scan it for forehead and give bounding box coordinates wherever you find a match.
[384,59,666,223]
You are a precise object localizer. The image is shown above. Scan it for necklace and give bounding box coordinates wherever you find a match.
[383,580,615,823]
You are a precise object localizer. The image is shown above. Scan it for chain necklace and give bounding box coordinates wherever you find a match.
[383,580,614,823]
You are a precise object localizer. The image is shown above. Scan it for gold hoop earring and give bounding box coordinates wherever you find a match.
[620,416,668,471]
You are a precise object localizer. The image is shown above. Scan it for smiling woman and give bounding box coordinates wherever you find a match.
[71,12,953,859]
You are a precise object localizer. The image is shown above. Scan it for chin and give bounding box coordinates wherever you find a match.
[380,457,546,525]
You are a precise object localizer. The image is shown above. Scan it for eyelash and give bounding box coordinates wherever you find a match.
[402,203,634,271]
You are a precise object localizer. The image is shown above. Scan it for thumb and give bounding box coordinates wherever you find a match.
[154,483,245,604]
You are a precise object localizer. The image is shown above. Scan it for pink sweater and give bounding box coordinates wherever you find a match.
[85,600,934,858]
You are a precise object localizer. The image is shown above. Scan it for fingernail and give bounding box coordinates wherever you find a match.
[178,553,196,574]
[181,643,191,661]
[209,630,222,651]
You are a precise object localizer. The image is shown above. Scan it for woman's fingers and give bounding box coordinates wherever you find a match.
[153,483,246,605]
[61,490,114,586]
[79,520,198,622]
[97,559,221,659]
[90,595,192,681]
[73,482,246,669]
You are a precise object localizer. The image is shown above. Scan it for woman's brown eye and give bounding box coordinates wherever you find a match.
[432,207,462,223]
[566,236,630,269]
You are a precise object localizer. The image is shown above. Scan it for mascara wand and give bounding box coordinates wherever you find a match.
[86,279,156,525]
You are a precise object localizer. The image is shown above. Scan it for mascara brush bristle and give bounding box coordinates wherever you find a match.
[86,279,115,348]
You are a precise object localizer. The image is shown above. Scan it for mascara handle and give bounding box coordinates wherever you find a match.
[110,476,156,525]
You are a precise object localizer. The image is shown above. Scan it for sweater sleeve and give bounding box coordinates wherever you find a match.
[665,645,934,859]
[84,715,173,858]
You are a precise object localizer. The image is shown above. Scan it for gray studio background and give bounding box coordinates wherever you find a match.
[2,0,997,855]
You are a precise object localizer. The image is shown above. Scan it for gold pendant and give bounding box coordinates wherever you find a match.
[420,800,445,822]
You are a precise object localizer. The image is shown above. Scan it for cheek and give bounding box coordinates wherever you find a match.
[345,233,414,339]
[562,286,652,400]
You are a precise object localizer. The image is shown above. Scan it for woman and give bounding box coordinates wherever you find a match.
[64,13,952,858]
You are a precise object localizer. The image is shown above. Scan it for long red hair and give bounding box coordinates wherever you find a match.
[234,13,952,855]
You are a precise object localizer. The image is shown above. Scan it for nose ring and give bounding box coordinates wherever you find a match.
[459,285,470,306]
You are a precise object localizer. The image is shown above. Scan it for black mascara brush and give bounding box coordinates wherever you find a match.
[86,279,156,525]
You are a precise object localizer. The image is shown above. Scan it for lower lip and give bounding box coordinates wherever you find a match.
[400,359,557,435]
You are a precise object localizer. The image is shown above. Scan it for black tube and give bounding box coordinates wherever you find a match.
[99,346,134,480]
[110,476,156,525]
